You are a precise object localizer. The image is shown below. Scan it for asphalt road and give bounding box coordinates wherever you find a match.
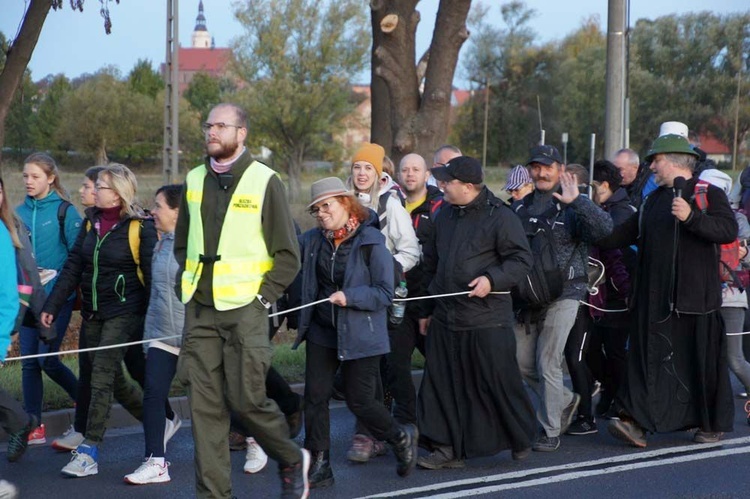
[2,391,750,499]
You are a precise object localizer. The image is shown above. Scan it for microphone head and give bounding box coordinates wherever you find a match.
[673,176,687,193]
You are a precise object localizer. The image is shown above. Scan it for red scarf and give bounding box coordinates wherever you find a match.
[324,215,360,241]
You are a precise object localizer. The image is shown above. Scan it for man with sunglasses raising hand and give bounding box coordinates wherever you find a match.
[174,103,309,499]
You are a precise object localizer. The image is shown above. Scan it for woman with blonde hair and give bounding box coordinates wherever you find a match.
[16,152,80,446]
[41,163,157,478]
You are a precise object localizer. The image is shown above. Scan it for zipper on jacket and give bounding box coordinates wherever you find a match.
[91,232,111,311]
[31,200,37,255]
[330,241,338,329]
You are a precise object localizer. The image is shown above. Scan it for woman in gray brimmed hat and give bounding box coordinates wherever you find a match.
[292,177,418,488]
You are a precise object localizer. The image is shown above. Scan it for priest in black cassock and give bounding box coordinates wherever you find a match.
[599,133,736,447]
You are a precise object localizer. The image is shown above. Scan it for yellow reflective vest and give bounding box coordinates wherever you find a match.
[181,162,275,310]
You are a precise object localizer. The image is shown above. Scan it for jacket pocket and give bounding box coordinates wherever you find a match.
[115,274,126,303]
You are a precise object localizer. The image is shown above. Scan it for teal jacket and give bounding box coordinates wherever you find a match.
[16,191,82,293]
[0,224,19,361]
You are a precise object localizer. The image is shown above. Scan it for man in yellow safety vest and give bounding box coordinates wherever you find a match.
[174,103,308,499]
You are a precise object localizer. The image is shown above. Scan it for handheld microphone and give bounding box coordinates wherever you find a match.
[673,176,687,199]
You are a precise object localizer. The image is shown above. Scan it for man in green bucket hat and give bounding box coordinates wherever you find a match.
[598,131,737,448]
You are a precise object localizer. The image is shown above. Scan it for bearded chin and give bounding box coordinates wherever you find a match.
[208,140,239,162]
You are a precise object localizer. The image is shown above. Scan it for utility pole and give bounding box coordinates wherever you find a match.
[604,0,626,159]
[482,75,489,168]
[732,56,742,171]
[163,0,179,184]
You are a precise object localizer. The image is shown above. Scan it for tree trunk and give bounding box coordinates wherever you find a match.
[97,138,109,166]
[370,0,471,166]
[0,0,53,169]
[286,147,305,203]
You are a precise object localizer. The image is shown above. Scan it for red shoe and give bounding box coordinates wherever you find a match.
[28,423,46,445]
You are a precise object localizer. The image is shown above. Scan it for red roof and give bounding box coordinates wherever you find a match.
[177,47,231,74]
[699,133,730,154]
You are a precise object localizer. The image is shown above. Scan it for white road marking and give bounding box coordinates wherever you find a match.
[358,436,750,499]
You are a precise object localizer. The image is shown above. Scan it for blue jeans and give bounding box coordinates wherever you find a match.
[143,347,178,457]
[20,300,78,420]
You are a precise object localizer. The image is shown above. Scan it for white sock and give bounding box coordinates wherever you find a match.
[150,457,166,466]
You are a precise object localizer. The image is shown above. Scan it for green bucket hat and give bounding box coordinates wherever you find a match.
[645,134,700,162]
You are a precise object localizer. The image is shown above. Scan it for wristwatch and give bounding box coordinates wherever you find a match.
[256,294,272,309]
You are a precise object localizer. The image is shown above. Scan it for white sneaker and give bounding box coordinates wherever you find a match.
[52,426,85,451]
[243,437,268,474]
[124,457,171,485]
[0,480,18,499]
[163,414,182,451]
[61,445,98,477]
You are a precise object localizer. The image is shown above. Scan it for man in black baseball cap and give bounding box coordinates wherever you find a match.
[526,145,563,167]
[430,156,484,185]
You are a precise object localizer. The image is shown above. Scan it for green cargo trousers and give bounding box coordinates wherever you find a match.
[178,300,301,499]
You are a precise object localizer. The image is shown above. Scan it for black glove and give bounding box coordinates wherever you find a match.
[39,322,57,345]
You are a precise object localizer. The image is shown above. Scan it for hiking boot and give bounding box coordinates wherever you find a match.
[416,445,465,470]
[286,395,304,439]
[164,414,182,450]
[229,430,247,451]
[608,418,647,448]
[511,447,532,461]
[279,449,310,499]
[244,438,268,474]
[560,393,581,434]
[532,435,560,452]
[390,424,418,477]
[27,423,46,445]
[346,434,387,463]
[61,444,99,477]
[308,450,334,489]
[567,415,598,436]
[52,426,85,452]
[124,457,171,484]
[693,431,723,444]
[7,415,37,462]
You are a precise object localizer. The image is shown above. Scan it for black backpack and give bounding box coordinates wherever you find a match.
[512,199,576,310]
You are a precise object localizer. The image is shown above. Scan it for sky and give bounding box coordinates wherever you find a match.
[1,0,748,86]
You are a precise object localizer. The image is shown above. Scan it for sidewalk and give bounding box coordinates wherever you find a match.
[1,371,425,440]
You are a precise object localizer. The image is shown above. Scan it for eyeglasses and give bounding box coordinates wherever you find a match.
[308,199,338,217]
[201,122,244,133]
[95,184,112,191]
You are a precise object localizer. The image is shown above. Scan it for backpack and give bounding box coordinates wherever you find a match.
[693,180,749,290]
[512,201,568,309]
[57,200,73,249]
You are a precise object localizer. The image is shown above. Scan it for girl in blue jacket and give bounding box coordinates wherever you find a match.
[16,153,80,445]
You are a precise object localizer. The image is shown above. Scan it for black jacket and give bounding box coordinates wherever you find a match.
[44,208,157,320]
[420,187,533,329]
[405,186,444,299]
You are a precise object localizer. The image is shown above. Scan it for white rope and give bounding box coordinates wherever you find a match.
[268,297,329,318]
[726,331,750,336]
[578,300,628,313]
[4,334,183,362]
[394,290,509,302]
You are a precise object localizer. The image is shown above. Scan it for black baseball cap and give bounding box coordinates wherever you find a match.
[526,145,563,166]
[431,156,484,184]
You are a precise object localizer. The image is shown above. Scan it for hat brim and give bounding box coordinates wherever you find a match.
[526,156,557,166]
[430,166,454,182]
[505,181,524,191]
[307,189,352,208]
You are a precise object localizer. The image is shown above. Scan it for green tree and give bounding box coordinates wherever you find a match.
[32,73,72,151]
[127,59,163,99]
[231,0,370,201]
[184,71,221,122]
[4,71,37,155]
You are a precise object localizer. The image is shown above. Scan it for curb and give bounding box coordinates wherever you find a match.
[1,371,425,441]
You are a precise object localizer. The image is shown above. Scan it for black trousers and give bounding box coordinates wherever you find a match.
[0,388,28,434]
[564,307,593,417]
[587,309,630,414]
[304,341,400,451]
[386,311,425,425]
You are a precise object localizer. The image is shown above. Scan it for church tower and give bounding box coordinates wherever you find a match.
[191,0,211,48]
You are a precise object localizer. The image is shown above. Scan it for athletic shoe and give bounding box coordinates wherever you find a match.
[164,414,182,450]
[279,448,310,499]
[124,457,171,485]
[346,434,387,463]
[229,430,247,451]
[560,393,581,434]
[0,479,18,499]
[416,446,465,470]
[244,438,268,474]
[532,435,560,452]
[52,426,85,451]
[27,424,46,445]
[61,444,99,477]
[608,419,647,448]
[7,415,37,462]
[693,431,723,444]
[567,415,598,435]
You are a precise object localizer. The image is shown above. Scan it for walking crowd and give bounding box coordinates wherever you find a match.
[1,103,749,499]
